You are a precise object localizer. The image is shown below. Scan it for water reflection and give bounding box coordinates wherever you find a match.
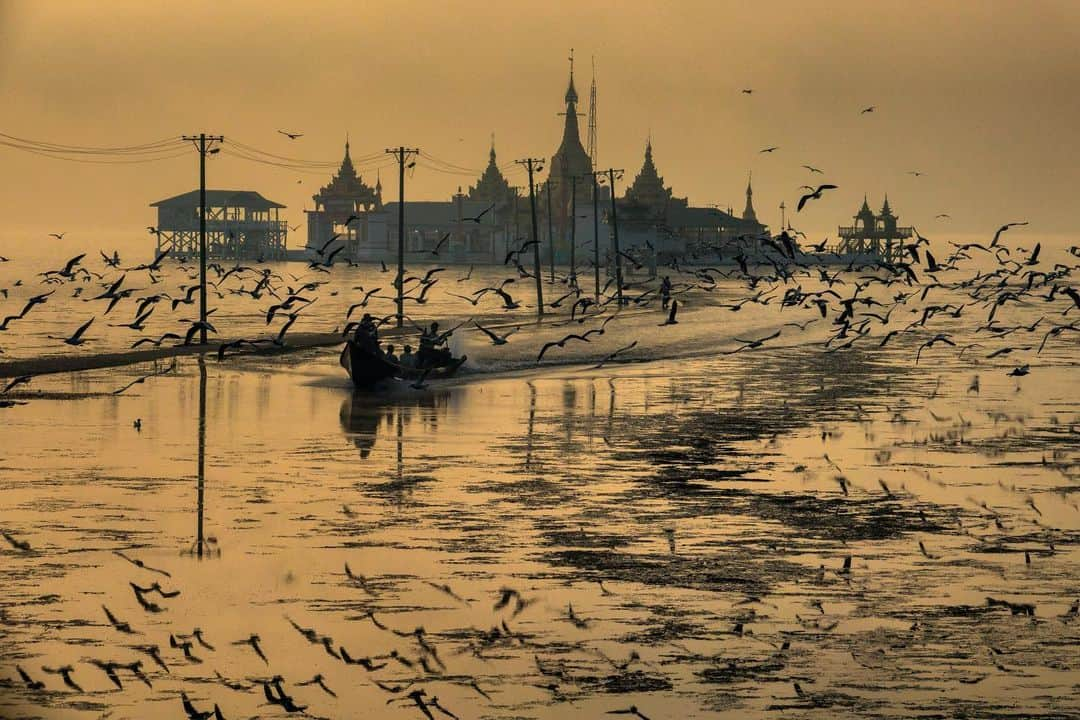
[525,381,537,469]
[184,357,219,559]
[338,388,453,462]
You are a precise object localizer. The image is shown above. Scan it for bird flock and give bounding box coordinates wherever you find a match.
[2,215,1079,406]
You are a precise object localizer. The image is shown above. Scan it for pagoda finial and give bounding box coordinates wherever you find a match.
[881,192,893,216]
[490,132,496,162]
[565,48,578,104]
[742,170,758,222]
[345,132,350,157]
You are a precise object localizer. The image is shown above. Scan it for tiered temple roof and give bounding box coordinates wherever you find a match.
[312,140,381,213]
[549,59,593,188]
[623,139,678,213]
[467,140,516,206]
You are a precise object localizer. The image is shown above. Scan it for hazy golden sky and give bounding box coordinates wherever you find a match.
[1,0,1078,244]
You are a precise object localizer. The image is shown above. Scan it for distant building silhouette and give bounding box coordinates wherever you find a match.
[467,137,517,208]
[616,141,768,265]
[837,194,911,261]
[546,54,596,261]
[306,139,382,259]
[150,189,286,260]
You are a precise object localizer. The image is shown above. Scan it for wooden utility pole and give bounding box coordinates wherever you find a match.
[545,179,555,283]
[602,168,625,305]
[590,172,601,301]
[569,174,578,288]
[385,146,419,328]
[182,133,223,344]
[515,158,545,318]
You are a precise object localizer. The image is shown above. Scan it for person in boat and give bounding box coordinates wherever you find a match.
[399,344,416,368]
[384,344,398,364]
[353,313,381,354]
[660,275,672,310]
[418,321,453,368]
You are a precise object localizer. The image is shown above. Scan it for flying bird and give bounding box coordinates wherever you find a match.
[277,130,303,139]
[759,146,779,153]
[464,204,495,223]
[50,317,94,346]
[474,321,519,345]
[861,106,875,114]
[797,184,838,212]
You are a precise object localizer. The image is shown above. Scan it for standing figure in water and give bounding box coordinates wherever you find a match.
[660,275,672,310]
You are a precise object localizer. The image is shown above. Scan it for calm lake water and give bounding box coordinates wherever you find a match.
[1,232,1078,718]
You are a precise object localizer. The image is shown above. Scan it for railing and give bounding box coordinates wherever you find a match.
[837,225,913,239]
[158,219,288,233]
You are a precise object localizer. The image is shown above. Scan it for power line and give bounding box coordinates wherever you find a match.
[0,140,189,164]
[0,132,182,154]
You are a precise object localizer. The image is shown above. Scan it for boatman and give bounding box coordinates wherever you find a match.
[354,313,380,354]
[418,321,452,368]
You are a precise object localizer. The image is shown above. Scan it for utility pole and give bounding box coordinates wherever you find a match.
[545,178,555,283]
[182,133,223,344]
[515,159,545,318]
[385,146,419,328]
[569,174,578,288]
[590,172,601,302]
[603,168,625,306]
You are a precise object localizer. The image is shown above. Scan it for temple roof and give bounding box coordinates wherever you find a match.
[550,58,592,182]
[742,172,758,223]
[313,140,379,205]
[151,189,285,210]
[467,139,516,205]
[624,139,673,211]
[880,194,894,217]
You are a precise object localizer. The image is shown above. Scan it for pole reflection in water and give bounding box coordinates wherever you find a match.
[186,357,219,559]
[524,381,537,469]
[395,404,403,485]
[607,377,616,438]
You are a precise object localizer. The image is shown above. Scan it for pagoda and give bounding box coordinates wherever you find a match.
[742,172,758,224]
[622,138,686,217]
[467,138,517,208]
[312,139,381,217]
[837,194,912,261]
[305,139,383,257]
[546,52,595,261]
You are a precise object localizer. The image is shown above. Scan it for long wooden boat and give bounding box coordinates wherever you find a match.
[340,341,466,387]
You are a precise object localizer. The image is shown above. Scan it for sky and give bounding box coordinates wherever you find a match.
[1,0,1078,246]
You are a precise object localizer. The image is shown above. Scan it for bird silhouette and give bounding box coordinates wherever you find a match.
[474,321,519,345]
[797,184,838,212]
[49,317,94,346]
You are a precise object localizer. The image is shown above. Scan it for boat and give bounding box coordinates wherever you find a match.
[340,341,467,387]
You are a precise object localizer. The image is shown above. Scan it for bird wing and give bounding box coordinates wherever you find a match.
[473,323,499,342]
[71,317,94,341]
